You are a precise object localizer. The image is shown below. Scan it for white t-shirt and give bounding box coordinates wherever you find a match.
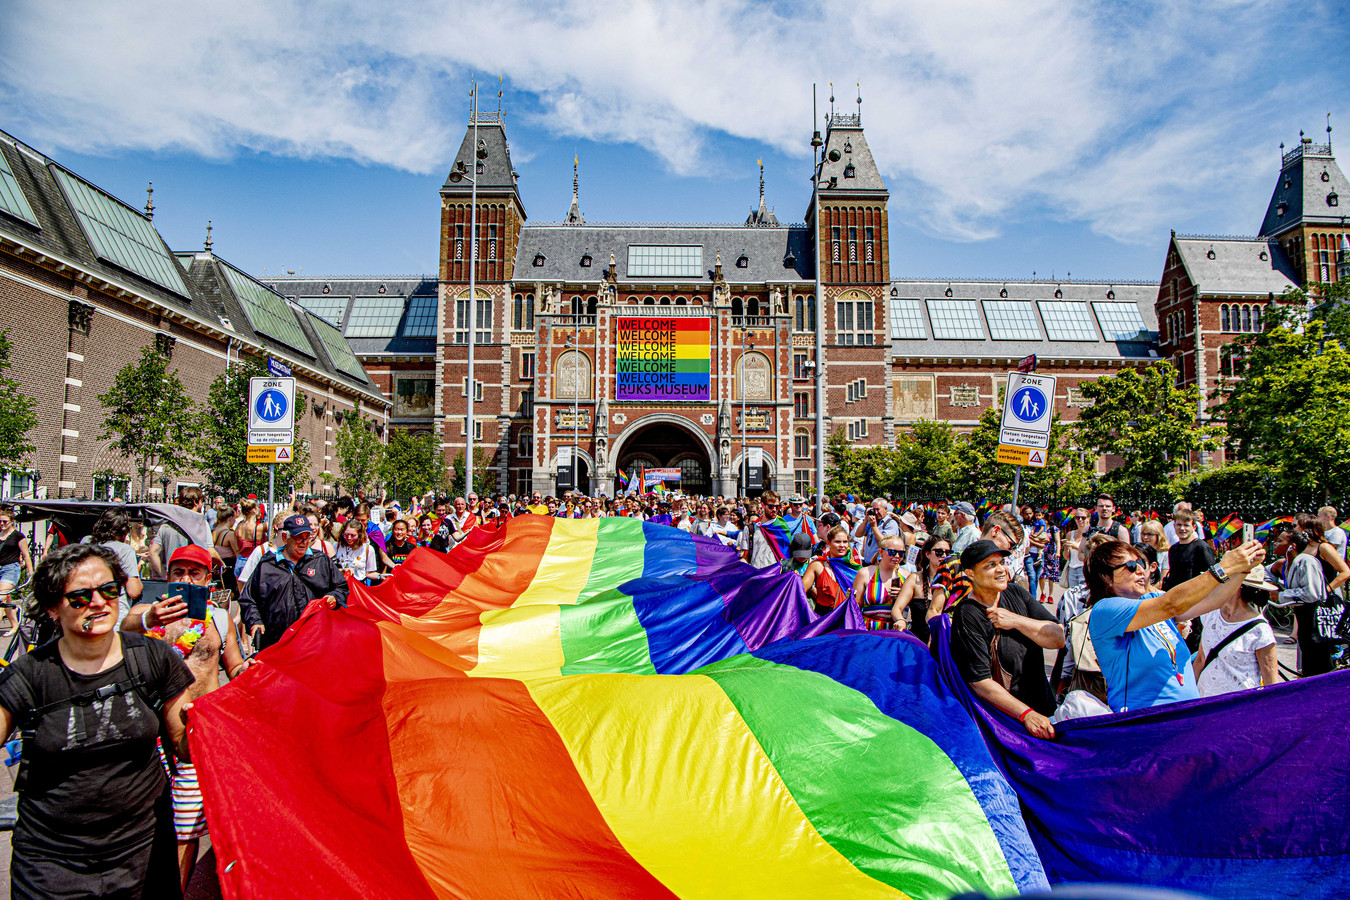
[1197,609,1276,697]
[334,543,377,581]
[1325,524,1347,559]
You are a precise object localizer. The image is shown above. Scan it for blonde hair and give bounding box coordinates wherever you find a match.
[1140,519,1169,550]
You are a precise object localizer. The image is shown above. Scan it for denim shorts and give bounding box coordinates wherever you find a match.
[0,563,19,587]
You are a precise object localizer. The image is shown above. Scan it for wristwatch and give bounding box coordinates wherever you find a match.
[1207,562,1229,583]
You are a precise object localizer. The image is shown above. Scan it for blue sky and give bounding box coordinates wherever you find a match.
[2,1,1346,283]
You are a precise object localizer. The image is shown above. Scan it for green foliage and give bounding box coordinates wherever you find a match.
[1217,282,1350,499]
[380,430,445,503]
[824,430,899,498]
[195,360,311,497]
[448,447,495,497]
[950,408,1090,504]
[0,331,37,474]
[97,346,196,494]
[892,420,964,490]
[1075,362,1218,488]
[334,414,384,495]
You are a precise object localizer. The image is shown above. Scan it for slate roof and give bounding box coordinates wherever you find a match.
[514,224,814,284]
[265,275,438,356]
[816,115,887,195]
[886,280,1159,362]
[1258,141,1350,238]
[441,119,519,195]
[1172,237,1298,297]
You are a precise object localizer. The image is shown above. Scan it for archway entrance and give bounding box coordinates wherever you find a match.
[615,420,712,496]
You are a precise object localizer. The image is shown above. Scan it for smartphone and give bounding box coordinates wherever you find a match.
[1242,523,1255,543]
[169,582,211,620]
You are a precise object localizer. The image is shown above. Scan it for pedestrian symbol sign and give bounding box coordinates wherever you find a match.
[999,372,1056,451]
[248,377,296,446]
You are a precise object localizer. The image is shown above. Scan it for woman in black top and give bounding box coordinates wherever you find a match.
[0,506,33,636]
[0,544,195,899]
[383,519,418,568]
[892,533,950,643]
[1293,514,1350,675]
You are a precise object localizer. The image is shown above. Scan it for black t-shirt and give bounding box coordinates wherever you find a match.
[0,635,194,856]
[1163,539,1216,590]
[385,539,417,567]
[949,583,1057,715]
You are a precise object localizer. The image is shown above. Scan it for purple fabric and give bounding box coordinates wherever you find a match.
[931,615,1350,898]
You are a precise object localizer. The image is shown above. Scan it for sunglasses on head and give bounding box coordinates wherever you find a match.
[63,581,121,609]
[1108,558,1149,575]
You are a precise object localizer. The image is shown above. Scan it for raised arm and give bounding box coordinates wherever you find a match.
[1127,542,1262,632]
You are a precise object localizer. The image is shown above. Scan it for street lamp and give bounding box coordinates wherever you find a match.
[802,358,818,503]
[564,336,580,494]
[809,84,827,518]
[446,80,490,499]
[741,339,755,496]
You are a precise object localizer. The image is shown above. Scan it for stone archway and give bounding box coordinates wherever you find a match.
[611,415,717,496]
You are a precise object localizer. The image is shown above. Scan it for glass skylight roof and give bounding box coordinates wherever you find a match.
[0,148,38,227]
[627,245,703,277]
[1093,302,1149,341]
[1038,301,1099,341]
[345,295,405,337]
[295,294,349,327]
[402,293,438,338]
[926,300,985,340]
[307,310,367,381]
[51,168,189,296]
[221,265,312,354]
[982,300,1042,341]
[889,298,927,339]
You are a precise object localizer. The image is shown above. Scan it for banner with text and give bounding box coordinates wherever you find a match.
[616,317,711,402]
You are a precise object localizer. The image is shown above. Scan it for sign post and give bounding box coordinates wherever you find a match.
[997,372,1057,510]
[249,377,296,512]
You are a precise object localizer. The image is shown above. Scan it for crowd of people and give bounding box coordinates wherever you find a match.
[0,483,1346,895]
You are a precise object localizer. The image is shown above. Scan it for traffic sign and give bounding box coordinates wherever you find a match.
[998,372,1057,450]
[247,445,292,464]
[1017,354,1037,373]
[996,444,1029,466]
[267,357,292,378]
[248,377,295,446]
[1025,447,1047,468]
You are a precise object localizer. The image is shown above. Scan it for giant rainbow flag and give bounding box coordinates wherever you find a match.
[191,517,1046,898]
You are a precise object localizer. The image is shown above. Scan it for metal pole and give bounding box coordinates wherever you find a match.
[812,84,826,518]
[268,463,275,518]
[465,81,479,499]
[1011,465,1022,514]
[573,340,579,495]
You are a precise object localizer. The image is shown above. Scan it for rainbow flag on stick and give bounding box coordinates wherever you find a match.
[617,469,630,491]
[1254,515,1293,541]
[1211,513,1243,546]
[192,518,1045,899]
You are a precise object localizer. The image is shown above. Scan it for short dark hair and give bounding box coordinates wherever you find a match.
[34,543,126,613]
[178,486,204,509]
[1096,493,1116,507]
[1086,539,1138,606]
[90,508,133,544]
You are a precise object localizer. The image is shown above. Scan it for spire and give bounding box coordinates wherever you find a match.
[144,181,154,220]
[204,220,213,252]
[745,158,779,226]
[565,155,585,224]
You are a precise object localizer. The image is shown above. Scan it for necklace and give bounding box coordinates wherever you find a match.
[148,608,211,659]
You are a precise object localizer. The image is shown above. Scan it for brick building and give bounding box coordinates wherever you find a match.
[0,128,389,500]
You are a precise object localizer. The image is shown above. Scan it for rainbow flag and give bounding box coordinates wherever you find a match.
[191,517,1046,899]
[757,515,820,562]
[932,616,1350,897]
[617,469,630,491]
[1211,513,1243,546]
[1053,506,1075,528]
[1254,515,1293,541]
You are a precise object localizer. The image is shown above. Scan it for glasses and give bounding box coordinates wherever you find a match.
[929,546,951,555]
[63,581,121,608]
[883,548,904,557]
[1074,515,1089,521]
[1108,558,1149,575]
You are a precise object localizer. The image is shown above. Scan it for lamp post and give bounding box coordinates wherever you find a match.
[810,84,826,518]
[740,338,754,496]
[446,80,487,499]
[802,358,818,503]
[564,336,579,493]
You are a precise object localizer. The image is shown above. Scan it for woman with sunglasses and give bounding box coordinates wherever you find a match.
[0,543,195,897]
[0,506,33,637]
[892,534,950,643]
[1085,538,1263,712]
[851,537,908,631]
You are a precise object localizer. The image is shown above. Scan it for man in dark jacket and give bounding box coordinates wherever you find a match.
[239,515,348,650]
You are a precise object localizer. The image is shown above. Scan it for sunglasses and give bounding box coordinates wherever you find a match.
[1108,558,1149,575]
[929,546,950,555]
[63,581,121,608]
[883,548,904,557]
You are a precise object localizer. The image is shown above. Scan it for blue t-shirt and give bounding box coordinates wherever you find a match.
[1088,594,1200,712]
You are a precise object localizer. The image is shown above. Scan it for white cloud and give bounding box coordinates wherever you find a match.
[0,0,1340,244]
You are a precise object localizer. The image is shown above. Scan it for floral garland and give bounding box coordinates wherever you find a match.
[148,608,212,659]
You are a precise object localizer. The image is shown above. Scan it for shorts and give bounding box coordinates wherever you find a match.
[0,562,20,587]
[1066,565,1085,588]
[157,741,208,842]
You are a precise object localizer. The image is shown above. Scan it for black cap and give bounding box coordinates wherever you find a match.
[960,539,1010,571]
[790,531,815,561]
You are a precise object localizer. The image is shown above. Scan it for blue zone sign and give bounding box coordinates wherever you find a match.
[998,372,1056,450]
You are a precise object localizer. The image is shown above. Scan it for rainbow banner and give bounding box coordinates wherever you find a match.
[191,517,1046,899]
[615,317,711,401]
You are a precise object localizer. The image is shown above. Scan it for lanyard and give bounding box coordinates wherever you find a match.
[1149,622,1185,685]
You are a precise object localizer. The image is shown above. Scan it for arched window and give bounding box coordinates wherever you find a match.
[586,296,597,320]
[517,429,532,459]
[1220,305,1230,332]
[1241,306,1251,332]
[659,296,671,306]
[675,296,687,306]
[643,296,655,306]
[1252,306,1261,331]
[732,297,744,319]
[570,296,584,321]
[747,297,760,317]
[555,349,592,400]
[794,429,810,459]
[737,350,773,401]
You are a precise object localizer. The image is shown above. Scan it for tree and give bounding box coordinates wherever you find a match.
[1218,282,1350,498]
[97,346,197,496]
[1075,362,1218,489]
[0,331,37,475]
[824,430,901,499]
[892,420,963,496]
[448,447,495,498]
[334,413,384,495]
[950,408,1089,504]
[195,360,311,498]
[380,430,445,503]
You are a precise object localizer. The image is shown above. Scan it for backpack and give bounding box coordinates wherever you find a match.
[8,632,169,791]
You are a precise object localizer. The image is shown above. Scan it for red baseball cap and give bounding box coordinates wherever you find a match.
[168,545,212,571]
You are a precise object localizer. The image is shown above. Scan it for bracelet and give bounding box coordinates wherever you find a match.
[1018,708,1034,723]
[141,608,152,631]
